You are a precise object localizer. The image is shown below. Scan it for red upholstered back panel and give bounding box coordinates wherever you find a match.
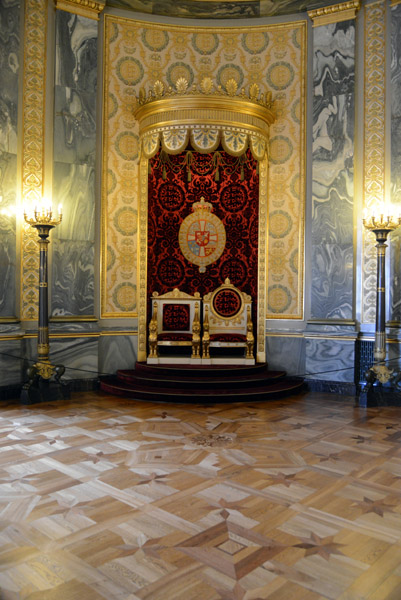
[213,289,242,318]
[162,303,190,331]
[147,150,259,320]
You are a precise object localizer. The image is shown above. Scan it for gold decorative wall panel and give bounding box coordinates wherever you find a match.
[102,16,306,319]
[362,1,386,324]
[21,0,48,320]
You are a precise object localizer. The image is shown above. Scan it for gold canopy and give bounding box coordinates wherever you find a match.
[133,78,275,160]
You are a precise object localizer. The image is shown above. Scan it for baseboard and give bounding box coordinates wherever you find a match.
[0,378,100,402]
[305,379,357,396]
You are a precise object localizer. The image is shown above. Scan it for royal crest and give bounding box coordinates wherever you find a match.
[179,197,226,273]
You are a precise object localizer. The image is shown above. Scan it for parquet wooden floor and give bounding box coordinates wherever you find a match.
[1,391,401,599]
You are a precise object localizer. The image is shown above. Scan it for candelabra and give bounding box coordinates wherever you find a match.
[361,207,401,404]
[21,204,70,403]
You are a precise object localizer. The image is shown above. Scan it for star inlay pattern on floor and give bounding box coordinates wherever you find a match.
[1,391,401,599]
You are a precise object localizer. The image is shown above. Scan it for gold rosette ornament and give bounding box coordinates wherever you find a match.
[179,197,226,273]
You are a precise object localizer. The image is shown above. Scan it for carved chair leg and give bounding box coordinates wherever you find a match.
[245,305,254,359]
[191,301,201,359]
[148,300,159,358]
[202,305,210,359]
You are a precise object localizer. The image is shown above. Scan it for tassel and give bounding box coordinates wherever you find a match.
[148,161,152,175]
[240,166,244,181]
[162,166,167,180]
[215,167,220,182]
[187,168,192,182]
[256,161,259,175]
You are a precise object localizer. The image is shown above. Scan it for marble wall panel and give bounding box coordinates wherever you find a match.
[390,4,401,323]
[311,244,353,320]
[52,163,95,242]
[311,21,355,321]
[105,0,318,18]
[0,0,19,319]
[52,11,98,317]
[48,337,99,381]
[99,334,137,374]
[21,335,98,382]
[265,335,305,376]
[51,240,95,317]
[305,337,355,382]
[54,86,96,166]
[0,339,23,386]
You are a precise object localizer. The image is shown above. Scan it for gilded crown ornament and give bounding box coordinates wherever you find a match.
[136,76,273,109]
[192,196,213,212]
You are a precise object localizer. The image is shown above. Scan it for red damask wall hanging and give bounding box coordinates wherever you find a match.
[147,149,259,314]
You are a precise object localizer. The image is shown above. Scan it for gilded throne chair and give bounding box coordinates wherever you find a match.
[202,278,254,364]
[147,289,201,364]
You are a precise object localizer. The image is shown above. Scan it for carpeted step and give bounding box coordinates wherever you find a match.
[116,367,287,389]
[99,375,305,403]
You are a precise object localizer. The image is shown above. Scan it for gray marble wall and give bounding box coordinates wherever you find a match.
[0,0,20,318]
[310,21,355,321]
[105,0,312,19]
[52,11,97,317]
[390,4,401,323]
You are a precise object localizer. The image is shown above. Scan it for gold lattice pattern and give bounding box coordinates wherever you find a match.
[20,0,48,320]
[102,18,306,319]
[362,1,386,324]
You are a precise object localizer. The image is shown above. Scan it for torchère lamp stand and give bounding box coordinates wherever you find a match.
[21,205,70,404]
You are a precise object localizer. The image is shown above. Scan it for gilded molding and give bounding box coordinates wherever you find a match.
[137,156,149,362]
[54,0,105,19]
[391,0,401,5]
[21,0,48,321]
[308,0,360,26]
[103,16,305,320]
[257,156,268,362]
[362,1,386,324]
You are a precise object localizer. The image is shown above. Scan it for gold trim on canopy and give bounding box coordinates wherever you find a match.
[134,78,275,160]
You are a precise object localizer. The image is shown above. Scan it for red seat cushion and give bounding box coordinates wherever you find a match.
[158,333,193,341]
[209,333,247,342]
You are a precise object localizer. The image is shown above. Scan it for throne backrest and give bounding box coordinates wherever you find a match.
[203,279,251,335]
[151,289,201,335]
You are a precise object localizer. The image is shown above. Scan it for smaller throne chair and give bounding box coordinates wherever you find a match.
[147,289,201,364]
[202,278,254,364]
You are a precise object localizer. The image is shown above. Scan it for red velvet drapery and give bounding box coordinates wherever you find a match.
[147,149,259,310]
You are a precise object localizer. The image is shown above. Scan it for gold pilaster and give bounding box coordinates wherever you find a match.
[137,155,149,362]
[21,0,48,321]
[54,0,105,19]
[258,156,268,362]
[308,0,360,26]
[391,0,401,6]
[362,1,386,324]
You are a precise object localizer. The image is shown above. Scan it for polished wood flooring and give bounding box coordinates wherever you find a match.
[1,390,401,599]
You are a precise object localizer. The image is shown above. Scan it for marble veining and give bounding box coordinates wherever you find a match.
[99,335,137,375]
[0,0,19,154]
[51,240,95,317]
[0,1,19,319]
[0,339,23,385]
[107,0,260,18]
[55,11,97,92]
[22,336,99,382]
[305,338,355,382]
[390,4,401,323]
[265,336,305,377]
[52,163,95,241]
[104,0,324,18]
[54,86,96,166]
[311,244,353,320]
[311,21,355,321]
